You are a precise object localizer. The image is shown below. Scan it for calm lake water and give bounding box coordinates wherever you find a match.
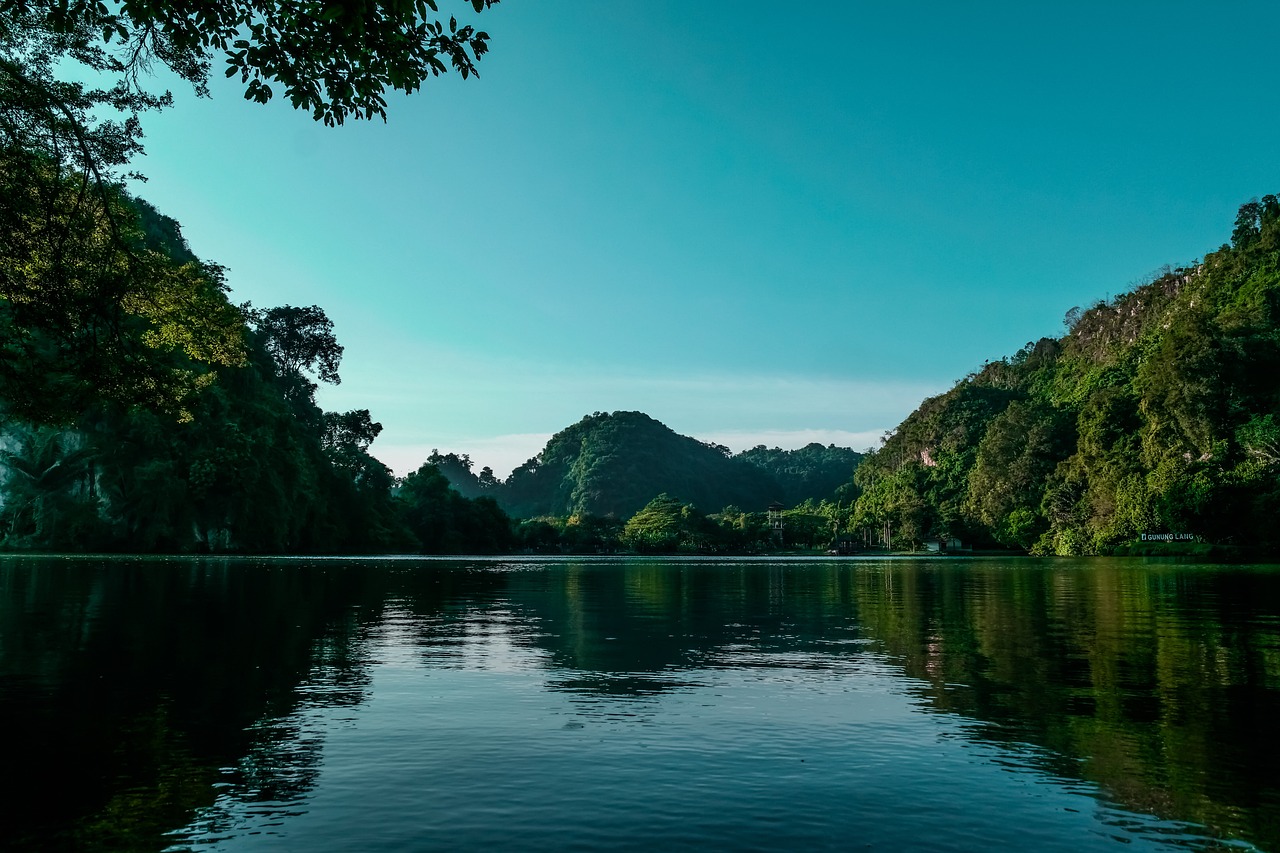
[1,556,1278,851]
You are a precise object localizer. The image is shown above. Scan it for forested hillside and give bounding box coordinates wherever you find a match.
[497,411,782,518]
[850,196,1280,555]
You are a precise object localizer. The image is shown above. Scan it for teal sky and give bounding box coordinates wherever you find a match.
[123,1,1280,475]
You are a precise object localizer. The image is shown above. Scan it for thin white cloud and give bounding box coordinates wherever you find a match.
[698,428,886,454]
[373,434,552,479]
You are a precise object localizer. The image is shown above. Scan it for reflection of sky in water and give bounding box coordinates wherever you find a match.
[169,568,1262,853]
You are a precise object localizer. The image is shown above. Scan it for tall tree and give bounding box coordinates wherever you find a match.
[322,409,381,454]
[250,303,342,407]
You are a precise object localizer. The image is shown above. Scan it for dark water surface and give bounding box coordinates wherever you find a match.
[2,556,1278,851]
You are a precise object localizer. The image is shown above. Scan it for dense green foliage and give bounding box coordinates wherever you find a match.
[509,495,839,556]
[514,512,625,554]
[849,196,1280,555]
[421,450,501,499]
[12,187,1275,556]
[0,161,250,422]
[415,416,864,554]
[618,493,736,553]
[1,7,239,420]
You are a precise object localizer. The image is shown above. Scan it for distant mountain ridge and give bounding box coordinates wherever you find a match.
[430,411,862,519]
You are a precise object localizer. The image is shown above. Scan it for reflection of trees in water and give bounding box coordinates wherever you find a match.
[4,556,1278,850]
[163,563,521,847]
[171,664,357,847]
[0,557,390,851]
[505,560,867,684]
[380,564,514,657]
[848,559,1280,851]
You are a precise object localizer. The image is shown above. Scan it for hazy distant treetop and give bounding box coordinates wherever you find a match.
[735,443,863,506]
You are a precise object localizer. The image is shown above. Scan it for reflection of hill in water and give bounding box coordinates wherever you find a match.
[499,558,1280,849]
[2,557,1278,850]
[506,560,869,677]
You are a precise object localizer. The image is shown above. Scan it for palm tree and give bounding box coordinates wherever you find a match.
[0,425,97,544]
